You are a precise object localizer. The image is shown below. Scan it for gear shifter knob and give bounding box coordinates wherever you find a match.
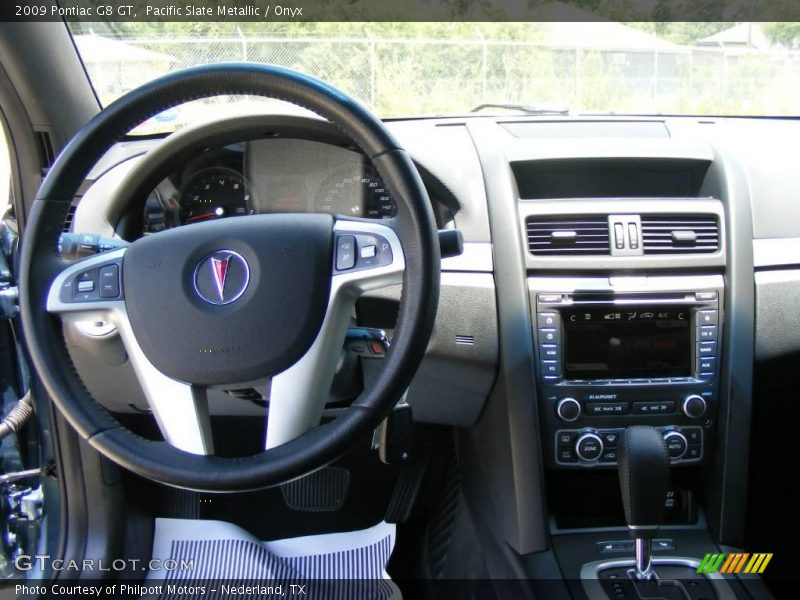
[618,426,670,580]
[617,426,670,535]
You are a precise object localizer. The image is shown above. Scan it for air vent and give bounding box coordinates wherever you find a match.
[62,202,78,233]
[641,216,719,254]
[526,216,609,255]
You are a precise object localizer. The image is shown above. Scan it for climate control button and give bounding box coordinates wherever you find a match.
[556,398,581,422]
[682,394,707,419]
[575,433,604,461]
[663,431,688,459]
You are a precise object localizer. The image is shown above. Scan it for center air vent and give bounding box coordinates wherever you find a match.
[526,216,609,255]
[641,216,719,254]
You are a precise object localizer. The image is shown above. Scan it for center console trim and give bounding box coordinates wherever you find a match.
[580,557,736,600]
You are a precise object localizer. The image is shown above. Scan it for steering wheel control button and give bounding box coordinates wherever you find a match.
[98,264,120,298]
[682,394,708,419]
[193,250,250,305]
[60,261,124,303]
[77,280,94,292]
[575,433,603,461]
[663,431,688,460]
[556,398,581,422]
[334,232,393,273]
[335,235,356,270]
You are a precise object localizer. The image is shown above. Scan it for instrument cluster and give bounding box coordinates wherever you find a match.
[142,139,399,233]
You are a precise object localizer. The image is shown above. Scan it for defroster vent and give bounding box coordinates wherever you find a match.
[526,216,610,255]
[641,215,719,254]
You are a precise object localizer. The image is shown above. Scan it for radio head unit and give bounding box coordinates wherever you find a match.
[531,276,723,469]
[536,291,719,386]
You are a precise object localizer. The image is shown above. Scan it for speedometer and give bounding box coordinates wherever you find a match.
[317,167,397,219]
[180,168,254,225]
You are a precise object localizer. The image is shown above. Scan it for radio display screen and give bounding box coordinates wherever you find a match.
[562,307,691,379]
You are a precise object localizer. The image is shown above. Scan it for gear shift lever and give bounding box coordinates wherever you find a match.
[617,426,670,579]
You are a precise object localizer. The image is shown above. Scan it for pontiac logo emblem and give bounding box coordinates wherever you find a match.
[193,250,249,305]
[210,255,230,301]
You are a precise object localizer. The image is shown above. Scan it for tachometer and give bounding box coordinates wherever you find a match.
[180,168,254,224]
[317,167,397,219]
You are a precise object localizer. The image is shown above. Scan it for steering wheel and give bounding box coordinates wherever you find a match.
[18,63,440,491]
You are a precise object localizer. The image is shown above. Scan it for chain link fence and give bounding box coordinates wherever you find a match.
[77,34,800,130]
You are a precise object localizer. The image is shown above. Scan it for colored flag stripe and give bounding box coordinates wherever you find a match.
[733,553,750,573]
[720,553,738,573]
[756,553,773,574]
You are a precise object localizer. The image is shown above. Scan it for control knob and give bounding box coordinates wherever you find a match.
[556,397,581,422]
[681,394,707,419]
[575,432,604,461]
[663,430,688,459]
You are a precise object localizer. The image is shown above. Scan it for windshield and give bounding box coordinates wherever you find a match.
[68,22,800,133]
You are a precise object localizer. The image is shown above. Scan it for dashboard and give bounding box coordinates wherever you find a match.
[143,138,404,233]
[63,112,800,562]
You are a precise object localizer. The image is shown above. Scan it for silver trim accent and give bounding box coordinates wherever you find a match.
[265,219,404,449]
[753,237,800,268]
[47,222,405,455]
[440,241,493,272]
[192,249,250,306]
[580,556,737,600]
[46,248,214,455]
[529,273,725,296]
[634,537,654,579]
[608,214,643,257]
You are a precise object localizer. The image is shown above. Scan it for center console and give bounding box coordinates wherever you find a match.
[462,120,764,598]
[530,275,723,471]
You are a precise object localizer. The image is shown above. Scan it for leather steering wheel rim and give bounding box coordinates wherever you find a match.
[18,63,440,491]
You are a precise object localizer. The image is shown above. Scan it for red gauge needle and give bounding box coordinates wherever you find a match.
[185,208,224,222]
